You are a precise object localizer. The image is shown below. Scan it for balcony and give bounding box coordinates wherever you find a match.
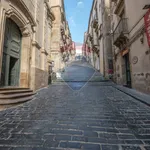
[60,25,65,35]
[93,46,99,57]
[93,18,98,29]
[113,18,129,48]
[88,34,93,42]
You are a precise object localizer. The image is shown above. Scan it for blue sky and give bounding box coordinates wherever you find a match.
[64,0,93,43]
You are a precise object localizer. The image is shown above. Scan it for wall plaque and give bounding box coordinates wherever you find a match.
[132,56,138,64]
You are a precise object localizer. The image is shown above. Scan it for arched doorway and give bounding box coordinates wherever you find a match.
[0,18,22,87]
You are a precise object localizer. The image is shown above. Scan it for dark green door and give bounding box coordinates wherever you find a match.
[0,19,22,87]
[125,54,132,88]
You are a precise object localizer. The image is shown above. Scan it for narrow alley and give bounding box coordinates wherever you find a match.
[1,0,150,150]
[0,61,150,150]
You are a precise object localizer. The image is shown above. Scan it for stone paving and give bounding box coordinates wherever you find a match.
[0,62,150,150]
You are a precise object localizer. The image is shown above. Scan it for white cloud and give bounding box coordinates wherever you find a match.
[77,1,84,8]
[69,16,76,27]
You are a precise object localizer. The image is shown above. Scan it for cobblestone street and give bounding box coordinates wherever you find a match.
[0,62,150,150]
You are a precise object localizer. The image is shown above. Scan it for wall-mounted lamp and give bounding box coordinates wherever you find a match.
[140,37,144,44]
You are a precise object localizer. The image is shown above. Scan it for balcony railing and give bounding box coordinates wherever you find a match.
[113,18,128,44]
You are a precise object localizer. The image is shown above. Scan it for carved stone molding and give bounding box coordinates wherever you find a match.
[41,48,48,56]
[10,0,36,27]
[32,41,41,49]
[20,27,30,37]
[5,7,27,27]
[5,0,36,34]
[5,7,32,37]
[45,1,55,22]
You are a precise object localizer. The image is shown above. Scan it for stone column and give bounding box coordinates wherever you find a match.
[0,8,6,82]
[20,28,31,88]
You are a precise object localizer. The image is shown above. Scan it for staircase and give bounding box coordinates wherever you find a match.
[0,87,36,110]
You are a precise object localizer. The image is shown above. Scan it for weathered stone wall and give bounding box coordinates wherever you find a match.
[30,67,49,91]
[130,33,150,94]
[50,0,71,72]
[0,0,54,91]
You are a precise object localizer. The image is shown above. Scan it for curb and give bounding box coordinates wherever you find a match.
[113,85,150,107]
[52,80,110,83]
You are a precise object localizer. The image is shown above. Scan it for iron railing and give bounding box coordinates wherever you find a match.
[113,18,128,43]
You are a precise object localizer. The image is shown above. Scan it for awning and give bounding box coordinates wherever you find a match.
[121,49,129,56]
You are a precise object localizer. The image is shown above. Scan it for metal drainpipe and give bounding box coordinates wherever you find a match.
[102,9,105,77]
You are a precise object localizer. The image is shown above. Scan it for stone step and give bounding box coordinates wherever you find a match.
[0,95,34,105]
[0,92,35,99]
[0,87,36,109]
[0,87,29,91]
[0,89,33,94]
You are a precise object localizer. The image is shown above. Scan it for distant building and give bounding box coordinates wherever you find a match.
[84,0,113,74]
[76,43,83,56]
[50,0,72,72]
[69,41,76,61]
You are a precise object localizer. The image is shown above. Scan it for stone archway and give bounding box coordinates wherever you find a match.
[0,3,35,88]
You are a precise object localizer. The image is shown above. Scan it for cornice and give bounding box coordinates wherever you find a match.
[32,41,41,49]
[45,1,55,21]
[10,0,36,28]
[41,48,48,56]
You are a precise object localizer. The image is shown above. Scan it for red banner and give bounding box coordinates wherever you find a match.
[82,44,84,51]
[72,42,76,50]
[144,9,150,47]
[60,46,64,53]
[82,44,86,51]
[88,47,91,53]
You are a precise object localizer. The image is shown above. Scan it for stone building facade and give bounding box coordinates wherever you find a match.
[110,0,150,93]
[84,0,113,78]
[50,0,73,72]
[0,0,55,91]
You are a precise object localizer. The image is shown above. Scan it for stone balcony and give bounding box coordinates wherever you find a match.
[113,18,129,49]
[88,34,93,42]
[60,25,65,35]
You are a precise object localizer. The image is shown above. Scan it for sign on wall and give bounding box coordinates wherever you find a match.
[132,56,138,64]
[144,9,150,47]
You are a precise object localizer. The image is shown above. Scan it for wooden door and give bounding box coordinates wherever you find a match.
[0,19,22,87]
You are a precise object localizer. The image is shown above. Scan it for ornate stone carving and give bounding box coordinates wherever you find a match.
[5,7,27,28]
[21,27,30,37]
[41,48,48,56]
[32,41,41,49]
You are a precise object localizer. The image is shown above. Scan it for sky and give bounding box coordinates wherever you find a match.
[64,0,93,44]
